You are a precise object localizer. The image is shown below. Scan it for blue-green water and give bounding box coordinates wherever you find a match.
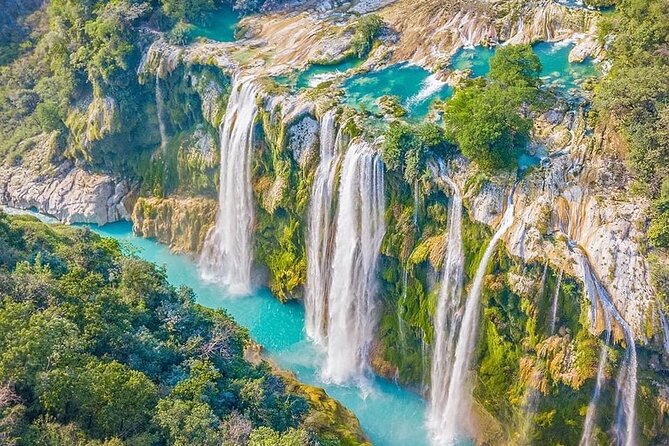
[294,58,364,89]
[82,222,430,446]
[534,41,599,95]
[342,64,453,119]
[448,42,598,96]
[192,7,240,42]
[450,46,495,78]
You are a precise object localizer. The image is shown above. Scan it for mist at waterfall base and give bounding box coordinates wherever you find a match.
[85,222,429,446]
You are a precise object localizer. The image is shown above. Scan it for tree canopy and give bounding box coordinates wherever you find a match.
[442,45,542,172]
[0,212,356,445]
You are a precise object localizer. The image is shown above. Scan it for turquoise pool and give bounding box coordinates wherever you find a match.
[192,6,240,42]
[342,64,453,120]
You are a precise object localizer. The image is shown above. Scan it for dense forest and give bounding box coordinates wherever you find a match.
[0,211,365,445]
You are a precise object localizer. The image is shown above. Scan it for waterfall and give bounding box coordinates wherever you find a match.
[579,335,610,446]
[660,312,669,354]
[199,79,258,294]
[305,110,341,345]
[435,188,516,444]
[155,77,168,151]
[576,249,637,446]
[549,270,563,334]
[397,263,409,359]
[427,175,465,443]
[323,141,385,385]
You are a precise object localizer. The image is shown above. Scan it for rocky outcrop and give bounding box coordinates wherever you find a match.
[453,109,656,342]
[0,159,135,226]
[378,0,598,68]
[132,196,217,253]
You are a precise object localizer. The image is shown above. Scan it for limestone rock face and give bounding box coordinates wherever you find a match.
[132,196,218,253]
[453,110,655,342]
[568,34,602,62]
[0,159,135,226]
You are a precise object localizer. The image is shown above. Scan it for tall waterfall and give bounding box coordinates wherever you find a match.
[435,188,516,443]
[577,249,637,446]
[305,110,341,345]
[323,141,385,384]
[427,175,465,443]
[200,79,258,294]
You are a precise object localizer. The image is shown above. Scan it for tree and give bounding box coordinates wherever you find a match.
[161,0,215,22]
[350,14,383,58]
[382,121,451,182]
[443,84,531,171]
[442,44,542,171]
[155,398,223,446]
[489,44,541,89]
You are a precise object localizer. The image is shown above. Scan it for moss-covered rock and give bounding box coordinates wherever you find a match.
[132,196,217,253]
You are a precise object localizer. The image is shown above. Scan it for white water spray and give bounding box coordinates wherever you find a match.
[435,188,516,444]
[200,78,258,294]
[305,110,341,345]
[323,141,385,385]
[155,77,168,151]
[427,174,465,442]
[549,270,563,334]
[660,312,669,354]
[577,248,637,446]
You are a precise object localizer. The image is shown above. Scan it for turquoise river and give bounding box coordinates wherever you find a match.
[89,221,431,446]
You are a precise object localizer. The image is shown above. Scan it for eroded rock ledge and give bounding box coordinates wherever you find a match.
[132,196,218,254]
[0,157,135,226]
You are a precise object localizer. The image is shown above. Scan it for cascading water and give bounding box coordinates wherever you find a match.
[576,248,637,446]
[397,263,410,359]
[427,174,465,443]
[305,110,341,345]
[155,77,168,151]
[435,188,516,444]
[549,270,563,334]
[323,141,385,385]
[200,78,258,294]
[660,312,669,354]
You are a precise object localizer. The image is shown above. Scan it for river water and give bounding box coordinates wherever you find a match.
[89,221,430,446]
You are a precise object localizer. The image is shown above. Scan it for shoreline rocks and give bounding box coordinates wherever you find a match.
[0,160,136,226]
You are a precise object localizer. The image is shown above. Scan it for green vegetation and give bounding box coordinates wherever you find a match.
[0,211,364,445]
[349,14,384,58]
[443,45,542,172]
[382,121,453,183]
[595,0,669,252]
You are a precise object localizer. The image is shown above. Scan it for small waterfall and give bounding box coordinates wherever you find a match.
[576,249,637,446]
[579,335,610,446]
[436,188,516,443]
[549,269,563,334]
[323,141,386,384]
[407,74,446,109]
[660,312,669,354]
[397,263,410,360]
[305,110,340,345]
[413,182,420,227]
[427,175,465,442]
[155,77,168,151]
[200,79,258,294]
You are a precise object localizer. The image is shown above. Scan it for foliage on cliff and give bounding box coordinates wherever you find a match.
[595,0,669,251]
[0,212,365,445]
[443,45,542,172]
